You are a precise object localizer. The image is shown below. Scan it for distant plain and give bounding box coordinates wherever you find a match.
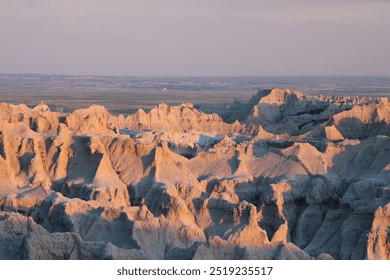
[1,74,390,115]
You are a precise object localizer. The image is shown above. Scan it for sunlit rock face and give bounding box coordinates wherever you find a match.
[0,88,389,259]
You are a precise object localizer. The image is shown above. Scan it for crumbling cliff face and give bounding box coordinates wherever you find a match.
[0,89,389,259]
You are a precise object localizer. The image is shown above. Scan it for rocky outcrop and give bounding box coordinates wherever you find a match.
[244,88,383,136]
[125,103,245,134]
[0,89,389,259]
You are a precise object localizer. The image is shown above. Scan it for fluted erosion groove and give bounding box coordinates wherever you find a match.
[0,88,389,259]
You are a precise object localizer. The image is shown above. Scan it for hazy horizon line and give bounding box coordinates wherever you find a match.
[2,72,390,79]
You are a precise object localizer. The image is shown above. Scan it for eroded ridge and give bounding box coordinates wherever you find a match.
[0,88,389,260]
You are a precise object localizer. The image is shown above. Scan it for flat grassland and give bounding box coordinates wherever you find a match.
[1,74,389,115]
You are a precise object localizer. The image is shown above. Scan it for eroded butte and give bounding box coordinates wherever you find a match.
[0,88,389,259]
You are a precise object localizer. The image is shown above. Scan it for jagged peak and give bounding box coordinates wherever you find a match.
[259,88,306,104]
[33,102,51,113]
[71,104,112,116]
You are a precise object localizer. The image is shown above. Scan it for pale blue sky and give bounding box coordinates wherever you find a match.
[1,0,390,76]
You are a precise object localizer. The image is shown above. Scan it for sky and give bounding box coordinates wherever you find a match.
[0,0,390,76]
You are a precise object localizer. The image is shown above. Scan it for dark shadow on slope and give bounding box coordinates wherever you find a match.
[258,203,285,241]
[128,166,156,206]
[227,152,240,174]
[167,142,197,159]
[141,148,156,172]
[29,193,140,250]
[332,115,390,139]
[164,242,200,260]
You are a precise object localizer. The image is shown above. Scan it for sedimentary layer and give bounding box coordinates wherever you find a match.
[0,89,389,259]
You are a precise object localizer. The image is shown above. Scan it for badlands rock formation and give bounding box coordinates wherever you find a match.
[0,88,389,260]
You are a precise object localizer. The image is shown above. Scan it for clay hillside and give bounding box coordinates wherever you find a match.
[0,88,389,260]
